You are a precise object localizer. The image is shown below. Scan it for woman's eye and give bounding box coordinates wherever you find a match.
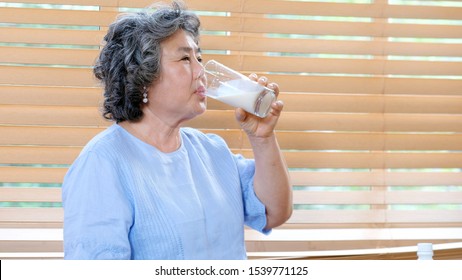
[181,56,202,63]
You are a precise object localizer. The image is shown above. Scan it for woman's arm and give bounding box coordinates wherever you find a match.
[235,75,293,229]
[62,151,132,259]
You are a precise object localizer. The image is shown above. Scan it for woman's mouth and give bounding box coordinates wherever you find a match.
[195,86,207,98]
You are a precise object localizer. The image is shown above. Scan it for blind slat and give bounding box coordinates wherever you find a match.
[293,191,462,204]
[210,93,462,114]
[2,87,461,114]
[6,47,462,76]
[3,208,461,225]
[3,7,460,38]
[2,126,462,150]
[202,35,462,57]
[0,85,101,106]
[0,166,66,184]
[7,31,458,57]
[0,187,61,202]
[0,46,98,66]
[289,210,462,224]
[0,0,117,6]
[0,66,96,87]
[0,146,80,165]
[290,171,462,186]
[202,16,462,38]
[0,208,63,223]
[273,75,462,95]
[0,126,103,146]
[119,0,241,11]
[2,66,461,95]
[0,105,109,126]
[1,171,460,189]
[2,148,461,169]
[131,0,462,20]
[275,132,462,151]
[245,1,462,20]
[278,113,462,133]
[206,54,462,76]
[0,27,104,46]
[283,151,462,169]
[3,105,461,132]
[0,7,116,26]
[245,228,462,242]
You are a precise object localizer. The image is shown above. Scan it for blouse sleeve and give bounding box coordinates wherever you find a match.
[62,150,133,259]
[233,154,271,235]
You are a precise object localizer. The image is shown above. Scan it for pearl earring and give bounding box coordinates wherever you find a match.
[142,87,148,104]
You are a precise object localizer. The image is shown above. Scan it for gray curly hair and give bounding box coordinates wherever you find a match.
[93,0,201,122]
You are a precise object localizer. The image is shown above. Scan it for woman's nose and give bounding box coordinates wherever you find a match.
[196,63,205,80]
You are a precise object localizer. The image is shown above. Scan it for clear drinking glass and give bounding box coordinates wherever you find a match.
[204,60,276,118]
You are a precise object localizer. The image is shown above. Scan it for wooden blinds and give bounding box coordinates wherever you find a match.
[1,0,461,258]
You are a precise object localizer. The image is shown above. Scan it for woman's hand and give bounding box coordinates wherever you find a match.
[235,74,284,139]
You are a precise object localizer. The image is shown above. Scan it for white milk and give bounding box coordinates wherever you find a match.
[207,79,275,117]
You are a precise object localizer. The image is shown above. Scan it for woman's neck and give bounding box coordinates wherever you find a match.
[119,117,181,153]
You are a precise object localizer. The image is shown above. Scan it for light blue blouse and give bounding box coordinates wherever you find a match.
[62,124,269,259]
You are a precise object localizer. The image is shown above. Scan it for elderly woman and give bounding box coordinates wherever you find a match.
[62,0,292,260]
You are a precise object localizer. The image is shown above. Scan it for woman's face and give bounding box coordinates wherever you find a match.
[145,29,207,123]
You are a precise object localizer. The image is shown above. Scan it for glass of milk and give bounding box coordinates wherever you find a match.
[204,60,276,118]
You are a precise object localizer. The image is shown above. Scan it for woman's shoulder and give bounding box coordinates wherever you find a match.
[79,124,125,157]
